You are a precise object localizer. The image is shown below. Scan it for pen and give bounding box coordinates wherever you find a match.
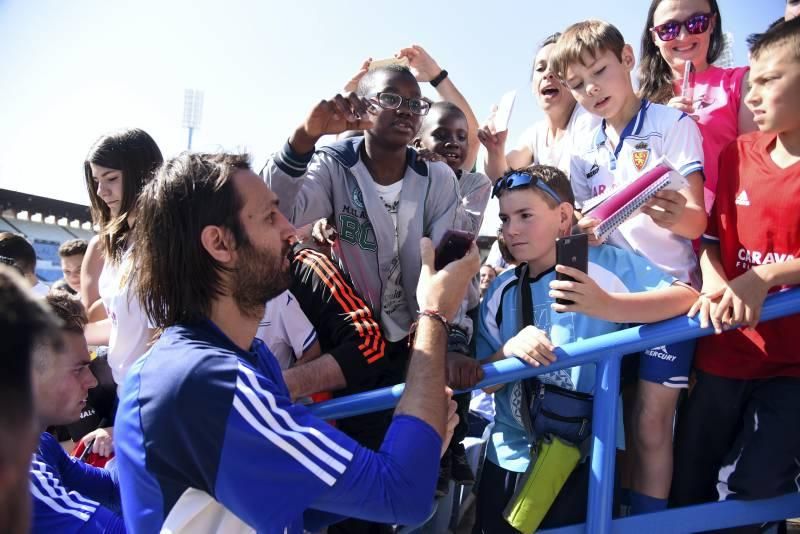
[681,60,694,99]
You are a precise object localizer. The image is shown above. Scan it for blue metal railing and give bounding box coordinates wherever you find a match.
[309,288,800,533]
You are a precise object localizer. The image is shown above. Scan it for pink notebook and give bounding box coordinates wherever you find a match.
[582,160,688,241]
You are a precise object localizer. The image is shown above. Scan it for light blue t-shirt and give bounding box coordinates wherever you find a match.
[477,244,676,473]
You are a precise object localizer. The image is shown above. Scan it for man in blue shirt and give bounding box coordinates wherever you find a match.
[30,291,125,533]
[0,267,59,534]
[116,152,479,533]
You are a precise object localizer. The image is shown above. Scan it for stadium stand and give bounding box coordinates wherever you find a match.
[0,188,94,283]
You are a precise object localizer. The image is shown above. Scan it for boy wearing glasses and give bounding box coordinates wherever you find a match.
[549,19,706,515]
[475,165,696,532]
[264,65,470,532]
[673,17,800,509]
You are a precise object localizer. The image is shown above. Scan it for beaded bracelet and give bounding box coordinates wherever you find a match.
[407,309,451,347]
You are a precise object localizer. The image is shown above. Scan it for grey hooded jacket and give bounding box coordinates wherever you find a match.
[264,136,476,345]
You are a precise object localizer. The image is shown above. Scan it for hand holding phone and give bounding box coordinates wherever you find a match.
[434,230,475,271]
[555,234,589,307]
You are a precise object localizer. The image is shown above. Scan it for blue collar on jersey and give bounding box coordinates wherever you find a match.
[594,99,650,159]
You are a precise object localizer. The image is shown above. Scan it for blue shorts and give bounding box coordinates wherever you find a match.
[638,339,695,389]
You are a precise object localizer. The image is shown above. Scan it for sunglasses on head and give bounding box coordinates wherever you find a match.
[369,92,431,116]
[491,171,562,204]
[651,12,713,42]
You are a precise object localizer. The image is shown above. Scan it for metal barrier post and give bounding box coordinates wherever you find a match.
[586,353,622,534]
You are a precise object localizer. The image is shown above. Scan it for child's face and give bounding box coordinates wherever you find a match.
[564,47,636,122]
[532,43,577,114]
[366,71,424,149]
[89,163,124,217]
[499,188,569,268]
[60,254,83,293]
[651,0,716,72]
[417,111,469,171]
[746,46,800,135]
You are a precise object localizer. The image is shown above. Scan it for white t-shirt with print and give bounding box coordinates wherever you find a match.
[373,179,414,342]
[256,290,317,370]
[570,100,704,285]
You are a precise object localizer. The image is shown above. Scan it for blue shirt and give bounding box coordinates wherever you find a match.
[30,432,124,533]
[115,320,441,533]
[477,245,676,472]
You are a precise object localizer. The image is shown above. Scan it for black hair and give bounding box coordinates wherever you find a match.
[0,232,36,275]
[420,101,467,133]
[0,267,60,451]
[84,128,163,264]
[356,65,419,97]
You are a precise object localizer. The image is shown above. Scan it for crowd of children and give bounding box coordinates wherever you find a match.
[1,2,799,533]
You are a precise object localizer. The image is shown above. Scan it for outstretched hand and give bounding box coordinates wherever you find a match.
[301,93,375,140]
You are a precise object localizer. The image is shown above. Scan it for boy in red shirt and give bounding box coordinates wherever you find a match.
[672,17,800,508]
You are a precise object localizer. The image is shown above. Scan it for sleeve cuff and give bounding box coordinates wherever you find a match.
[678,161,704,178]
[274,140,315,177]
[447,327,470,355]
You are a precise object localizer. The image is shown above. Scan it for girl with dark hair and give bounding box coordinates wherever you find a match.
[78,128,163,460]
[479,33,599,182]
[638,0,756,211]
[80,128,163,385]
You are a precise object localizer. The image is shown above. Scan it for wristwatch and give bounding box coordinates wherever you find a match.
[430,69,449,88]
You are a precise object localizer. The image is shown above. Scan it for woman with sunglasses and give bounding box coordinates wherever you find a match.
[639,0,757,211]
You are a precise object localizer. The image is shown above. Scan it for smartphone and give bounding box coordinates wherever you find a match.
[79,439,95,461]
[555,234,589,307]
[434,230,474,271]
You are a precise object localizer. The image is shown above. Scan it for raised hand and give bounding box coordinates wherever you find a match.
[416,237,480,321]
[343,57,372,93]
[396,44,441,82]
[292,93,375,153]
[549,265,612,317]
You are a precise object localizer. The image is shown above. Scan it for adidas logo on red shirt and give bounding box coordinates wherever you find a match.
[735,190,750,206]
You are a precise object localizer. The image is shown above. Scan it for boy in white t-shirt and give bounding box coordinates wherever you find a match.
[549,19,707,515]
[257,289,319,370]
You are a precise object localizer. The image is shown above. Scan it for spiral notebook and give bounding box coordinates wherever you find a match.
[582,161,688,241]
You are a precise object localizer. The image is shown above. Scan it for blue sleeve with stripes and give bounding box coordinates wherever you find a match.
[31,433,124,533]
[195,355,441,531]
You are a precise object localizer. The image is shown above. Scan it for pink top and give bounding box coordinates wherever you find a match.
[675,65,748,211]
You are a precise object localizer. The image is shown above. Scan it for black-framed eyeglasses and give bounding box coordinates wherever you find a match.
[369,92,431,116]
[651,13,713,42]
[491,171,562,204]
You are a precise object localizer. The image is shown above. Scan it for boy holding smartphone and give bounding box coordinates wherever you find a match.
[474,165,696,532]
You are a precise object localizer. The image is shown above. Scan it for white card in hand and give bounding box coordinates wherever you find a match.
[492,90,517,133]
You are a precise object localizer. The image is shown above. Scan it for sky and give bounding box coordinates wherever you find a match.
[0,0,786,208]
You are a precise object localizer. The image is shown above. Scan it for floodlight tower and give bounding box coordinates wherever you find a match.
[182,89,204,150]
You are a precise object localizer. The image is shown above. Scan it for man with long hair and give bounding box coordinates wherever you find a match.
[116,152,479,533]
